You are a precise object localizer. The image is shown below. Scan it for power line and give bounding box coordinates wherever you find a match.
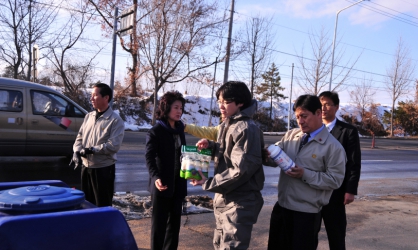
[1,0,417,84]
[345,0,418,27]
[368,1,418,20]
[233,2,418,63]
[27,0,418,63]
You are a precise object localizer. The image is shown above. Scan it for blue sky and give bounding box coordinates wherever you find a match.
[40,0,418,106]
[221,0,418,105]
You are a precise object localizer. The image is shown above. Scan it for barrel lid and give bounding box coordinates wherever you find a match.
[0,185,85,212]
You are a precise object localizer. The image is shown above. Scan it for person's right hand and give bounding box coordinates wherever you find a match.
[190,170,207,186]
[196,139,209,150]
[69,151,82,169]
[155,179,168,192]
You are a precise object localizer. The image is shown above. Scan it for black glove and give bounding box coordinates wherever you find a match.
[80,147,94,157]
[69,151,82,169]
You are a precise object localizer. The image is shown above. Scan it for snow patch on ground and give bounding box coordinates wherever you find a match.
[112,194,213,221]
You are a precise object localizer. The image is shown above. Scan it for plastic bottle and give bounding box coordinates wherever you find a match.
[191,157,202,180]
[201,155,209,178]
[184,155,194,179]
[267,144,295,172]
[180,153,187,178]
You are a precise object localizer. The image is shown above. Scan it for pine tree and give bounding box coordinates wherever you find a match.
[255,63,286,120]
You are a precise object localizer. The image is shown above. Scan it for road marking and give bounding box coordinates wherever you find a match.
[361,160,393,162]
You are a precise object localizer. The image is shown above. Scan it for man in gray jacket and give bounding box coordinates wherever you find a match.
[191,81,265,250]
[266,94,346,250]
[71,83,125,207]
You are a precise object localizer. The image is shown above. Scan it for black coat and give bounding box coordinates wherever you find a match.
[145,123,187,198]
[329,119,362,201]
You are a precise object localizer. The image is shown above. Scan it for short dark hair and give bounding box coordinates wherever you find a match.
[94,83,113,103]
[216,81,251,110]
[318,91,340,106]
[155,91,186,120]
[293,94,322,114]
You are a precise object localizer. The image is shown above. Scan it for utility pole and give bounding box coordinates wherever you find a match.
[288,63,294,131]
[223,0,235,84]
[27,0,33,81]
[109,7,118,108]
[32,45,39,82]
[110,6,134,107]
[329,0,366,91]
[208,57,218,126]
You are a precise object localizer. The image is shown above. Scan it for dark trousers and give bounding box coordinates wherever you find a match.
[81,164,115,207]
[320,190,347,250]
[151,193,184,250]
[267,202,321,250]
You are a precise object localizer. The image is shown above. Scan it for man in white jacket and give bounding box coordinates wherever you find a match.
[266,94,346,250]
[71,83,124,207]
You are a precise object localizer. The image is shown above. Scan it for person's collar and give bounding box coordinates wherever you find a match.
[325,118,337,132]
[308,124,325,141]
[95,106,110,118]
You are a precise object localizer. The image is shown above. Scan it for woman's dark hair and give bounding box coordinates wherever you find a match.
[293,94,322,114]
[93,83,113,103]
[216,81,252,110]
[155,91,186,120]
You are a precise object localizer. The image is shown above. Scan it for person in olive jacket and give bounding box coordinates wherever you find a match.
[145,91,187,250]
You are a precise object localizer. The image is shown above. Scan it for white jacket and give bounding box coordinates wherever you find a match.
[73,107,125,168]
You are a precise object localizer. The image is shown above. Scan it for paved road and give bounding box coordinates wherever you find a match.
[1,131,417,196]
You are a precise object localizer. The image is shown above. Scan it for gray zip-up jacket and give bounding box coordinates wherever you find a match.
[202,100,265,195]
[73,107,125,168]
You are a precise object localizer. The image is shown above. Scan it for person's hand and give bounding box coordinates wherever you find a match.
[344,193,355,205]
[69,151,82,169]
[155,179,168,192]
[285,165,304,178]
[190,170,207,186]
[80,147,94,157]
[262,148,270,163]
[196,139,209,150]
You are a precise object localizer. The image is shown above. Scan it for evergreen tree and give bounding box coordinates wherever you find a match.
[255,63,286,120]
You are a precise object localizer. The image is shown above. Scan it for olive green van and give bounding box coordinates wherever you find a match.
[0,77,88,156]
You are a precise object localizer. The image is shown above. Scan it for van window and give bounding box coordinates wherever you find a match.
[0,89,23,112]
[30,90,85,118]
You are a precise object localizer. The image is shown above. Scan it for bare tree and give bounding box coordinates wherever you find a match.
[88,0,148,97]
[240,14,274,97]
[295,26,359,95]
[385,37,416,137]
[45,1,100,109]
[0,0,59,80]
[349,75,376,119]
[138,0,225,125]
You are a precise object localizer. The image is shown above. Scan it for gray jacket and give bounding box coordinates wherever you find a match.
[203,100,265,195]
[73,107,125,168]
[272,127,346,213]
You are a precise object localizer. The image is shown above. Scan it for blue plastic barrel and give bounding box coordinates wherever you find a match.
[0,180,138,250]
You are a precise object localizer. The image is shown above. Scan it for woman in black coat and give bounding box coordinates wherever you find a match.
[145,91,187,250]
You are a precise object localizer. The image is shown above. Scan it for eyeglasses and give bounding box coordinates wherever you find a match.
[217,100,233,106]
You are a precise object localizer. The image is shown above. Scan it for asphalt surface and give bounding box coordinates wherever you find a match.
[127,177,418,250]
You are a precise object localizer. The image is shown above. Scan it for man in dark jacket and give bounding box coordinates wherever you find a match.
[318,91,362,250]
